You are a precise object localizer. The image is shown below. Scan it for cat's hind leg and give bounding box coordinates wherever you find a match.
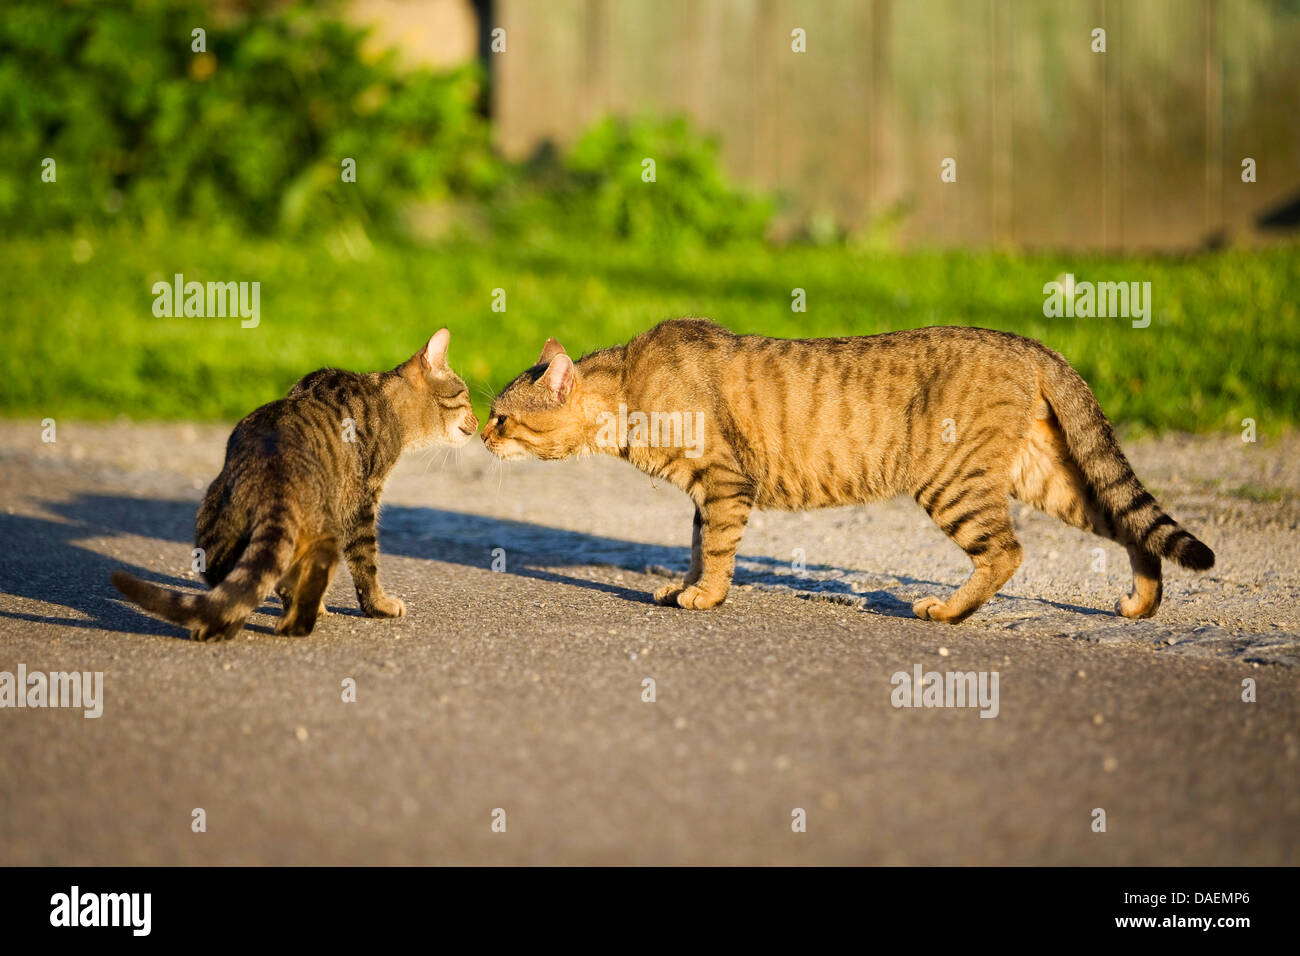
[276,536,339,637]
[275,555,329,621]
[275,557,304,610]
[1010,415,1162,619]
[191,619,245,643]
[196,484,247,587]
[914,496,1023,624]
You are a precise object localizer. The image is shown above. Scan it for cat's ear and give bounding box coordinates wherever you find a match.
[537,338,566,366]
[543,353,575,403]
[421,328,451,369]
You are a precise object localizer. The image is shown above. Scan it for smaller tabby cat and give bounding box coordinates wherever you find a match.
[113,329,477,640]
[482,319,1214,624]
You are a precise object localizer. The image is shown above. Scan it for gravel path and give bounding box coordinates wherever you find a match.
[0,421,1296,864]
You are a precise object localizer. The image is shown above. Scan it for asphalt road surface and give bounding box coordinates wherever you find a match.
[1,422,1297,864]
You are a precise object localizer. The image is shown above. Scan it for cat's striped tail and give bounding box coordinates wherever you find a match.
[111,503,298,641]
[1039,354,1215,571]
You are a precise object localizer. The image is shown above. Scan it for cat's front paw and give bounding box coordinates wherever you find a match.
[912,596,959,623]
[674,585,725,610]
[654,584,684,606]
[364,594,406,619]
[654,583,725,609]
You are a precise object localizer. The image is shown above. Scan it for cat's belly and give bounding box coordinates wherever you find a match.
[625,441,900,511]
[753,467,897,510]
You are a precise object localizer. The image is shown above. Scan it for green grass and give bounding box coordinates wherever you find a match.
[2,224,1297,434]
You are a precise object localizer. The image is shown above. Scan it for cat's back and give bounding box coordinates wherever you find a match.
[624,318,1053,419]
[630,318,1048,367]
[728,323,1048,363]
[627,317,740,360]
[218,367,381,477]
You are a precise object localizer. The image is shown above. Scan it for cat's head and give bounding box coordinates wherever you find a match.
[482,338,588,461]
[390,329,478,448]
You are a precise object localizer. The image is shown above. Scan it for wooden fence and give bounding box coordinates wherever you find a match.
[490,0,1300,250]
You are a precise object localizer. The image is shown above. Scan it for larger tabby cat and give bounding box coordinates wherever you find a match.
[113,329,477,640]
[482,319,1213,623]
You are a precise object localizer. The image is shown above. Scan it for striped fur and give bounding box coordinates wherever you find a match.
[112,330,477,640]
[483,319,1214,623]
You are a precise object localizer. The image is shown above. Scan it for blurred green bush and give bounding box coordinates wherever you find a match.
[0,1,773,245]
[0,0,501,233]
[492,116,774,247]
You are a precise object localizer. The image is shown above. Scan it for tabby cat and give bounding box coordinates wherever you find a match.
[482,319,1213,623]
[112,329,477,640]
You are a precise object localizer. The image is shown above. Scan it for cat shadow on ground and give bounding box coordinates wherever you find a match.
[0,495,202,637]
[0,493,1103,639]
[0,494,285,639]
[371,505,1108,619]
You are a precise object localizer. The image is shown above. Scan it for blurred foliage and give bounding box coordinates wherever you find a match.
[0,2,774,245]
[3,3,1290,437]
[493,116,774,247]
[0,0,502,233]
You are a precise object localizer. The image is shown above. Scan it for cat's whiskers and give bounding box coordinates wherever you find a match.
[418,445,444,479]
